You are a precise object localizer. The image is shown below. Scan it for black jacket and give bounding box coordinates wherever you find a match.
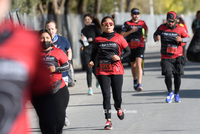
[187,28,200,62]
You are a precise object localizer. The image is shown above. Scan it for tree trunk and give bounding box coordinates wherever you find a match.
[77,0,88,14]
[94,0,101,15]
[120,0,125,13]
[126,0,133,12]
[51,0,66,35]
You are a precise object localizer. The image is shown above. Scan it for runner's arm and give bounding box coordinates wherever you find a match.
[120,46,131,60]
[55,61,70,72]
[182,37,191,43]
[66,47,72,60]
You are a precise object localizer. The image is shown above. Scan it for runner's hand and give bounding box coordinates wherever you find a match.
[130,26,138,33]
[176,36,182,43]
[155,35,160,41]
[144,37,148,43]
[88,61,94,68]
[112,55,120,61]
[81,35,85,41]
[48,66,56,73]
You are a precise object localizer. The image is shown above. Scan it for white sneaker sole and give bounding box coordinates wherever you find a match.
[166,95,174,103]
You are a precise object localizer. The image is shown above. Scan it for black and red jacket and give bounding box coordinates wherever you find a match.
[154,24,190,59]
[121,20,148,49]
[91,32,129,76]
[41,46,68,90]
[0,21,51,134]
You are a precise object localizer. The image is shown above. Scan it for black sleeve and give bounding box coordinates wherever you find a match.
[153,26,162,42]
[187,27,200,62]
[121,46,131,59]
[55,61,70,72]
[90,43,99,62]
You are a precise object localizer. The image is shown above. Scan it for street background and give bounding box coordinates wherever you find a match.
[27,44,200,134]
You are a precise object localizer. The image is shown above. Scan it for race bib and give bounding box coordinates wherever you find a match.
[166,46,177,54]
[99,60,112,71]
[130,41,140,47]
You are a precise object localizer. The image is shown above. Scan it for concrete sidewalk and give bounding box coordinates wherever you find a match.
[28,45,200,134]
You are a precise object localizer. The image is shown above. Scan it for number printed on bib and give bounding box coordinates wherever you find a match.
[99,60,113,71]
[130,41,140,47]
[167,46,177,54]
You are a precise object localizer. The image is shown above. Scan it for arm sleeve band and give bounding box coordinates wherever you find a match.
[121,46,131,59]
[55,61,70,72]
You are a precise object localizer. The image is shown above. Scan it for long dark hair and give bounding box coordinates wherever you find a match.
[84,14,102,30]
[38,29,54,47]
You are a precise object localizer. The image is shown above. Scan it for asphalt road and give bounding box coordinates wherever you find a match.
[28,45,200,134]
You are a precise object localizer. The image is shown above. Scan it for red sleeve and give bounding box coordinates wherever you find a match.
[119,34,128,49]
[181,27,190,38]
[143,21,148,31]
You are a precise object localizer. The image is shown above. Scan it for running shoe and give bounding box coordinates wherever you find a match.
[117,109,124,120]
[88,88,93,95]
[104,120,113,130]
[174,94,181,103]
[64,115,70,126]
[96,80,100,89]
[136,84,143,92]
[134,79,138,90]
[166,91,174,103]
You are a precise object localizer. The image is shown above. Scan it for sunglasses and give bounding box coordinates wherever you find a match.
[167,20,175,23]
[132,13,139,15]
[103,22,114,26]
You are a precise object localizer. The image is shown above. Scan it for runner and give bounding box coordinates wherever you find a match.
[80,14,102,95]
[177,15,188,56]
[88,15,130,130]
[187,27,200,62]
[32,29,70,134]
[45,20,72,126]
[45,20,72,87]
[153,11,190,103]
[121,8,148,91]
[0,1,51,134]
[192,10,200,34]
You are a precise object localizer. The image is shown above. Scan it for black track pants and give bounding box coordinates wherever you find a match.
[32,85,69,134]
[97,75,123,119]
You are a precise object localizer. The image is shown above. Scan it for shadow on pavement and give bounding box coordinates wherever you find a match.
[131,89,200,99]
[63,126,104,131]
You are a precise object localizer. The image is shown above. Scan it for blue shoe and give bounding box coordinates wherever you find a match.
[134,79,138,90]
[175,94,181,102]
[88,88,93,95]
[166,92,174,103]
[96,80,100,89]
[136,84,143,92]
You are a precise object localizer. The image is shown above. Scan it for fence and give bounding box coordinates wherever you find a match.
[10,12,195,69]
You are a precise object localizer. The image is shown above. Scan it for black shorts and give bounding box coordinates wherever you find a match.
[129,47,145,62]
[160,56,185,75]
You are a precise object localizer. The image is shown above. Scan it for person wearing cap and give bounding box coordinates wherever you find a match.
[153,11,190,103]
[121,8,148,92]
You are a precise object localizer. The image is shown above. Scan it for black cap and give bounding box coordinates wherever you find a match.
[131,8,140,14]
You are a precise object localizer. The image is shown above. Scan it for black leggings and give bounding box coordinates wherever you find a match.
[165,72,181,94]
[83,51,98,87]
[97,75,123,119]
[32,85,69,134]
